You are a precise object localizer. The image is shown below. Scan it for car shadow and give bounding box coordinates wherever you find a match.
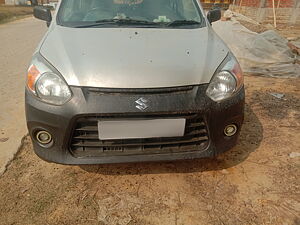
[79,104,263,175]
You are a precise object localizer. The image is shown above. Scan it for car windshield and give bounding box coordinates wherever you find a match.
[57,0,204,28]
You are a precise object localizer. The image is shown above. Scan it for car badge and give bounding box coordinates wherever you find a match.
[135,97,149,111]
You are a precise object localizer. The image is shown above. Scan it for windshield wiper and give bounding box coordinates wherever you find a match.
[109,18,157,25]
[75,19,200,28]
[165,20,200,27]
[75,20,116,28]
[75,18,157,28]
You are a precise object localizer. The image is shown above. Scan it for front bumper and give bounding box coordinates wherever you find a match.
[25,85,245,164]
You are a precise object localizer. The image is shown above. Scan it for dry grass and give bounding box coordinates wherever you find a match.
[0,5,33,24]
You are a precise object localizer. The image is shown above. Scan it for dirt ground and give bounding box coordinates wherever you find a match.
[0,18,46,175]
[0,75,299,225]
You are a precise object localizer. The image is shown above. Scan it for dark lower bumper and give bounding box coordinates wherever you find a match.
[25,85,245,164]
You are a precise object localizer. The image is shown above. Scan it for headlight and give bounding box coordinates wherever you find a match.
[26,54,72,105]
[206,53,243,102]
[35,72,72,105]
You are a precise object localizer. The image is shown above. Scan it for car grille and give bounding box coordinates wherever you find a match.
[69,114,209,157]
[86,85,195,95]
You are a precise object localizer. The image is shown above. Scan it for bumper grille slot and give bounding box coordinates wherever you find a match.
[86,86,195,95]
[69,114,209,157]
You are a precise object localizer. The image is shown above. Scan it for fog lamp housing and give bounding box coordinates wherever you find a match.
[224,124,238,137]
[36,130,53,147]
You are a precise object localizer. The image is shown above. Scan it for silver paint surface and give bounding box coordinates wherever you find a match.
[38,2,230,88]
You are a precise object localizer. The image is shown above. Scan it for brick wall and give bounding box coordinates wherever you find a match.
[233,0,295,8]
[201,0,232,3]
[229,0,299,24]
[200,0,233,8]
[265,0,294,7]
[236,0,260,7]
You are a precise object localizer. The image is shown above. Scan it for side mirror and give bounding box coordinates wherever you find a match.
[207,9,221,24]
[33,6,52,27]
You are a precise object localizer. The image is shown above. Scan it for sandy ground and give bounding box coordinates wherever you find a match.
[0,75,299,225]
[0,17,46,174]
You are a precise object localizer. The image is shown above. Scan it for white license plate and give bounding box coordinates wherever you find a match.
[98,118,186,140]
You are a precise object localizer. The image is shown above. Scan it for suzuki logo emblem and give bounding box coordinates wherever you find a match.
[135,97,149,111]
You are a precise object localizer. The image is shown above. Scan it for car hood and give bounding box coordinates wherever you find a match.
[40,26,229,88]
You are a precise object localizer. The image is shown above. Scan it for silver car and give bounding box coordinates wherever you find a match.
[26,0,245,164]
